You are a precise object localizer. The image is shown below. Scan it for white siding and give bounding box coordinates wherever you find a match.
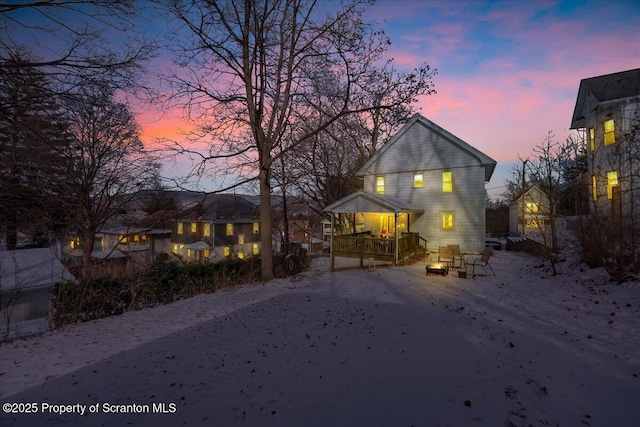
[362,121,491,253]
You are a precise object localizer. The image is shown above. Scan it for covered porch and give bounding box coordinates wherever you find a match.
[325,190,428,270]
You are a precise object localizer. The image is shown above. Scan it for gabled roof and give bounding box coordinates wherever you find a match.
[1,248,78,291]
[175,193,260,223]
[570,68,640,129]
[325,190,424,214]
[358,114,497,182]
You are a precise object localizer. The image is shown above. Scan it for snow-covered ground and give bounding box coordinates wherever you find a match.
[1,250,639,426]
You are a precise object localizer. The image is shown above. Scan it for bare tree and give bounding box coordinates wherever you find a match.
[161,0,435,280]
[0,1,154,94]
[63,83,159,269]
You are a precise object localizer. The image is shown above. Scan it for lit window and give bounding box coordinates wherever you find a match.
[224,246,231,257]
[238,234,245,245]
[172,244,179,254]
[204,249,210,258]
[441,212,454,230]
[589,128,595,152]
[70,238,79,249]
[592,175,597,201]
[203,223,211,237]
[177,222,184,235]
[526,219,540,228]
[226,223,233,236]
[376,176,385,194]
[187,249,192,258]
[191,222,197,233]
[607,171,618,199]
[604,119,615,146]
[253,222,259,234]
[253,243,259,255]
[238,252,244,259]
[442,171,452,193]
[413,173,424,188]
[526,202,539,213]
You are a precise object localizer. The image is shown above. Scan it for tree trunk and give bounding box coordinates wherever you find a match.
[259,167,274,281]
[82,224,95,274]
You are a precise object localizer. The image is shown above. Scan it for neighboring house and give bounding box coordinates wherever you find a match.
[509,186,554,238]
[570,68,640,218]
[63,227,172,273]
[1,247,78,339]
[100,227,172,267]
[171,194,261,261]
[326,114,496,268]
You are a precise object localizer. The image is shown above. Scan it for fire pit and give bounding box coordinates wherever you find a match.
[426,264,449,276]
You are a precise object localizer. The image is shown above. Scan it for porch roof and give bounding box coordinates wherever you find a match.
[325,190,424,214]
[183,241,211,251]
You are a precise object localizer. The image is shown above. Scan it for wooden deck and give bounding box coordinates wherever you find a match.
[330,233,426,270]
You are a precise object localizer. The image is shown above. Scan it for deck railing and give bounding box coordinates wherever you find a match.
[332,232,423,261]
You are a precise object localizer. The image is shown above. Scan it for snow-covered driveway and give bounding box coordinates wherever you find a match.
[1,251,639,426]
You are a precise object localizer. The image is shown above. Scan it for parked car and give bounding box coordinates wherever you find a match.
[485,238,502,250]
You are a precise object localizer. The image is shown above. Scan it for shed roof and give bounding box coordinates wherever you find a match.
[1,248,78,292]
[325,190,424,214]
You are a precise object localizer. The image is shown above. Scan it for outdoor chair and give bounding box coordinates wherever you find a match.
[438,246,454,269]
[448,244,465,269]
[466,247,495,276]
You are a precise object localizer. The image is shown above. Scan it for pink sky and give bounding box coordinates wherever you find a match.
[137,0,640,199]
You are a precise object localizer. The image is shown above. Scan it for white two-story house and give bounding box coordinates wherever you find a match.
[325,114,496,269]
[570,68,640,219]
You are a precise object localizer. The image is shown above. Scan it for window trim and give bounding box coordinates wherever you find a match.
[376,176,385,194]
[442,171,453,193]
[413,173,424,188]
[604,119,615,146]
[440,211,455,230]
[607,171,618,200]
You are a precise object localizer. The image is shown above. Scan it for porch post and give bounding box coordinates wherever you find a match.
[394,212,399,264]
[330,214,335,271]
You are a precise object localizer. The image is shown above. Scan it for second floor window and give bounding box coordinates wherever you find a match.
[226,223,233,236]
[413,173,424,188]
[204,223,211,237]
[253,222,259,234]
[589,128,595,151]
[604,119,615,146]
[442,171,453,193]
[526,202,539,213]
[607,171,618,199]
[177,222,184,235]
[191,222,197,233]
[376,176,385,194]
